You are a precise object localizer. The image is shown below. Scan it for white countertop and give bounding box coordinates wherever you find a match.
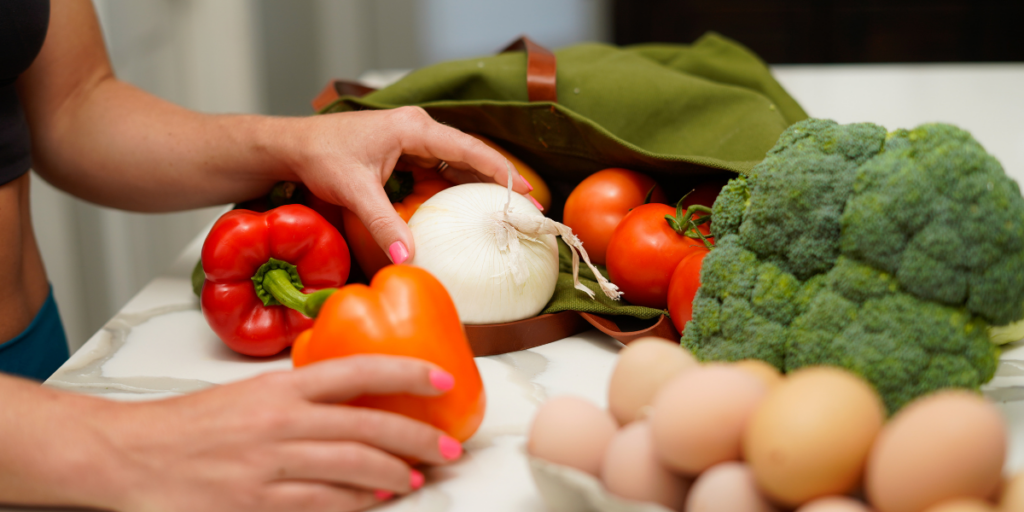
[13,64,1024,512]
[40,232,624,512]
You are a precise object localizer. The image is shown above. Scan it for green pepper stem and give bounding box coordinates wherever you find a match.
[191,259,205,298]
[262,269,336,318]
[269,181,305,207]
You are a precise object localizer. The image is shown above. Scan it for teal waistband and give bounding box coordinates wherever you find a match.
[0,286,70,381]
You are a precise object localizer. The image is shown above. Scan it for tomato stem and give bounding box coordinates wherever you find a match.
[685,211,714,250]
[664,191,715,250]
[643,185,657,205]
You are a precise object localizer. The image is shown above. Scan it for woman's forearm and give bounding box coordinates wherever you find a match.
[26,77,296,211]
[0,374,126,508]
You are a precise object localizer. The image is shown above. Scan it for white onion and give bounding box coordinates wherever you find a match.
[408,179,621,325]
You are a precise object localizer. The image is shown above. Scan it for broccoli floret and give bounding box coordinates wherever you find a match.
[686,119,1013,414]
[826,256,899,303]
[710,176,749,240]
[751,262,803,325]
[738,119,887,280]
[696,235,758,299]
[683,296,787,369]
[843,123,1024,324]
[838,293,995,412]
[788,274,998,412]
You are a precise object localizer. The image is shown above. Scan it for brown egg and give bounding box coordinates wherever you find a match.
[686,461,779,512]
[600,421,690,511]
[732,359,784,388]
[990,474,1007,504]
[798,496,874,512]
[866,391,1006,512]
[1000,471,1024,511]
[923,499,997,512]
[744,367,885,508]
[650,365,768,475]
[527,395,618,476]
[608,337,698,425]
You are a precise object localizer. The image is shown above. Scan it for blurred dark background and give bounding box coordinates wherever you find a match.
[613,0,1024,63]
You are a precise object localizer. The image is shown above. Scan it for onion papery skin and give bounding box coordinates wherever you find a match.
[408,183,559,325]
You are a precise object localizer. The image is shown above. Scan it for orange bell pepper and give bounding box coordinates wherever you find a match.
[341,166,452,279]
[291,265,486,442]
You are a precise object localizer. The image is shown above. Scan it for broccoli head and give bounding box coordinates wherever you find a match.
[684,119,1018,413]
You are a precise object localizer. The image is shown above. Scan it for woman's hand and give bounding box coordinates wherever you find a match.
[105,356,463,512]
[274,107,533,263]
[0,356,464,512]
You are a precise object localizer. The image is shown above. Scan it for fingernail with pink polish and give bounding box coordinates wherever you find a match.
[439,435,463,461]
[519,175,534,192]
[374,490,394,501]
[410,469,425,490]
[527,195,544,211]
[429,369,455,391]
[388,241,409,264]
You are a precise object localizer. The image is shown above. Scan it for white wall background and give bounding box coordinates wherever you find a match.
[30,0,611,352]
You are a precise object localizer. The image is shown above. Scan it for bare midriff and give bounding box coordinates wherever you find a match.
[0,173,50,344]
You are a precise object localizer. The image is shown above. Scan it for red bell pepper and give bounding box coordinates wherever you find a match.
[200,204,350,356]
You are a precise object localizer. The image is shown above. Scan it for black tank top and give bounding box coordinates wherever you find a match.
[0,0,50,185]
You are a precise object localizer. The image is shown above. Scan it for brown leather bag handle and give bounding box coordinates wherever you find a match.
[463,310,679,357]
[312,80,377,112]
[312,35,558,111]
[500,35,558,103]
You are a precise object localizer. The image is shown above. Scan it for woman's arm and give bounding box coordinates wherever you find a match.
[17,0,529,259]
[0,356,462,511]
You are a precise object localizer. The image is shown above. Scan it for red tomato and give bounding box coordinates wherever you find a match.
[563,168,667,265]
[667,249,710,334]
[606,203,712,310]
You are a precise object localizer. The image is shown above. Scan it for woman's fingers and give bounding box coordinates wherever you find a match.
[341,179,416,262]
[284,405,461,466]
[435,165,487,186]
[393,157,483,186]
[273,442,411,490]
[284,356,462,466]
[387,107,529,194]
[297,108,533,263]
[271,441,419,494]
[264,481,383,512]
[290,355,454,404]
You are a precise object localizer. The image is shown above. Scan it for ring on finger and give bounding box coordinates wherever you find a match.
[436,161,450,173]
